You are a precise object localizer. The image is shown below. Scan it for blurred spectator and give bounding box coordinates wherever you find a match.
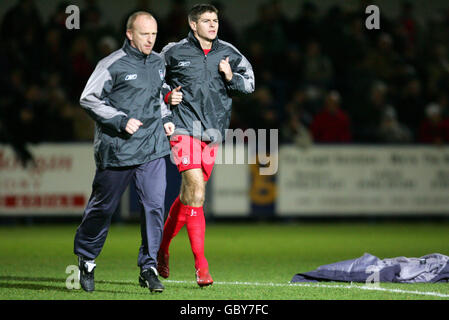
[282,88,313,148]
[290,1,320,47]
[163,0,189,43]
[1,0,449,147]
[437,93,449,118]
[42,88,74,141]
[377,106,413,143]
[97,35,119,60]
[278,44,303,90]
[284,87,313,126]
[1,0,43,45]
[67,35,95,100]
[395,78,426,133]
[310,91,352,143]
[211,1,238,44]
[363,33,401,82]
[244,2,288,72]
[281,109,313,148]
[351,81,389,142]
[397,1,419,49]
[424,43,449,98]
[42,28,69,77]
[241,86,280,130]
[302,40,334,91]
[418,103,449,144]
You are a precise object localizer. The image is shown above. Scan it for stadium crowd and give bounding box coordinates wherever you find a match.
[1,0,449,155]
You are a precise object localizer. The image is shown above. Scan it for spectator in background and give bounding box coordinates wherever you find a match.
[42,28,68,76]
[418,103,449,144]
[310,91,352,143]
[397,1,419,49]
[395,77,426,133]
[281,109,313,148]
[284,87,313,127]
[211,1,238,44]
[43,87,74,141]
[243,2,288,73]
[68,35,94,100]
[424,43,449,98]
[363,33,400,83]
[1,0,449,146]
[302,40,334,91]
[282,88,313,148]
[97,35,119,60]
[245,86,280,130]
[351,81,389,142]
[81,0,118,55]
[162,0,189,43]
[437,92,449,118]
[290,1,320,47]
[278,44,303,91]
[0,0,43,46]
[47,2,76,45]
[377,106,413,143]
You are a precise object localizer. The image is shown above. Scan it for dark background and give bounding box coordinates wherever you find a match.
[1,0,449,154]
[0,0,449,223]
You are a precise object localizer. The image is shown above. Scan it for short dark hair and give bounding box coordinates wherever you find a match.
[188,4,218,23]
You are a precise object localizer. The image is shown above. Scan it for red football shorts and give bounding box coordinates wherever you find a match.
[169,135,219,181]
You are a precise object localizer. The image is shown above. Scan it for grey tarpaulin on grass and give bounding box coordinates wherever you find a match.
[291,253,449,283]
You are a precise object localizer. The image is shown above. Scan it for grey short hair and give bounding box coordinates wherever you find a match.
[126,11,155,30]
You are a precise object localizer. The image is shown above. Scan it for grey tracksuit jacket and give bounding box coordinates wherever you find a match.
[80,39,172,169]
[161,32,255,142]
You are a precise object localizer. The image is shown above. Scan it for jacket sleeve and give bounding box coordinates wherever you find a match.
[79,61,129,133]
[159,44,176,124]
[161,82,173,124]
[226,51,255,94]
[158,63,173,124]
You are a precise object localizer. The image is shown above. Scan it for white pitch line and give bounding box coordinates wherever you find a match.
[162,279,449,299]
[104,279,449,298]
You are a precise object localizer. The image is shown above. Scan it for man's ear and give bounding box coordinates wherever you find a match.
[126,29,133,41]
[189,20,196,33]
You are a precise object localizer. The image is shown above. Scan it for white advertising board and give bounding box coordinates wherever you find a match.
[0,144,95,215]
[210,144,250,216]
[277,146,449,215]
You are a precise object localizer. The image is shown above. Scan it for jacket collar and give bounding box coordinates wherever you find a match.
[187,31,219,52]
[122,39,149,60]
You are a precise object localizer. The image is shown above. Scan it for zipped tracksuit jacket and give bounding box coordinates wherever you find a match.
[161,32,255,142]
[80,39,172,169]
[74,39,171,271]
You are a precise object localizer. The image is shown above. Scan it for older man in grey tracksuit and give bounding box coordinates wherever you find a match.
[73,12,176,293]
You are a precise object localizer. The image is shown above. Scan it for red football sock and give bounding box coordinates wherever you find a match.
[159,196,186,254]
[184,204,208,270]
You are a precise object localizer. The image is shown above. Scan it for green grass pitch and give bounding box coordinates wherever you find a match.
[0,221,448,300]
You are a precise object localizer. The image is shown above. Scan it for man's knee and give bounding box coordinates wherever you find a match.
[181,181,205,207]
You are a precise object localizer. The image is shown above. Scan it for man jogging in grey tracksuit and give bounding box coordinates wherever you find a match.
[156,4,255,287]
[73,12,177,293]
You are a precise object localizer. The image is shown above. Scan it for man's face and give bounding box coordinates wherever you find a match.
[190,11,219,42]
[126,15,157,55]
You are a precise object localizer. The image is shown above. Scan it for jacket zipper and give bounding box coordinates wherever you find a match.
[203,55,208,81]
